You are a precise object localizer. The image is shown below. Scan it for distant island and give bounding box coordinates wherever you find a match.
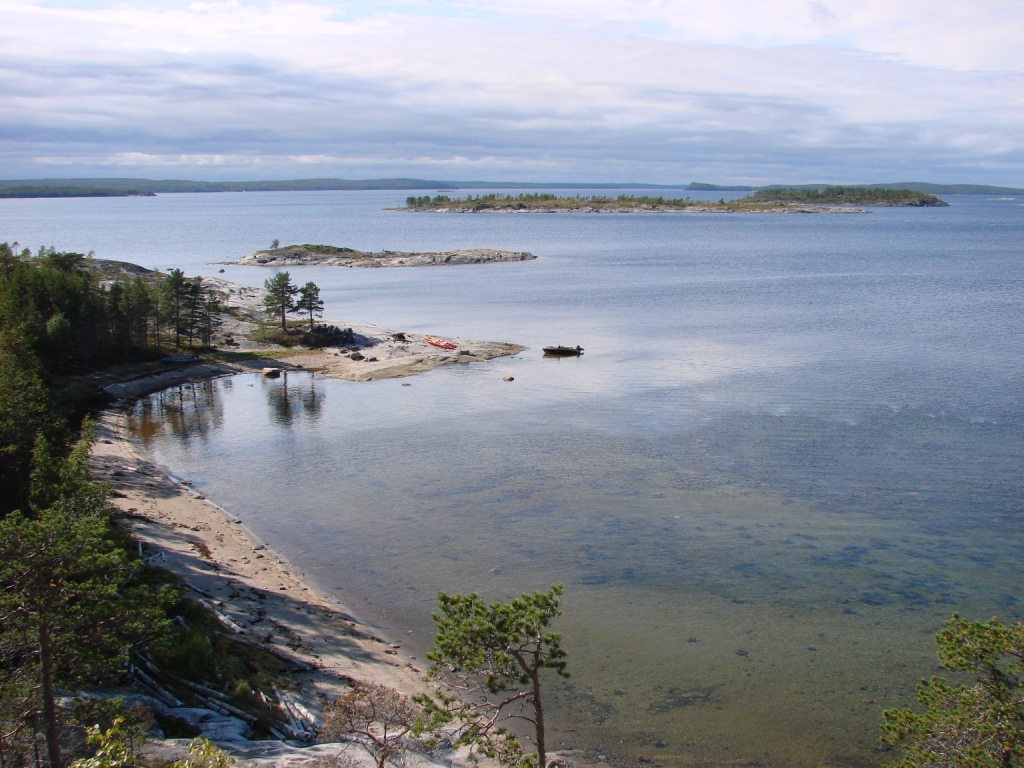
[0,185,155,199]
[745,187,948,206]
[0,177,1019,198]
[398,187,948,214]
[227,243,536,267]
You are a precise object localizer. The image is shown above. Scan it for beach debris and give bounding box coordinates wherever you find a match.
[198,598,245,634]
[503,376,514,382]
[272,682,320,738]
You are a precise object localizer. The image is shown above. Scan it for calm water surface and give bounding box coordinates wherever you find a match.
[4,191,1023,767]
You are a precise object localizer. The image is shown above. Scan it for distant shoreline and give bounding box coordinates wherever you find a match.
[395,203,871,214]
[0,186,156,199]
[396,188,948,214]
[1,177,1020,197]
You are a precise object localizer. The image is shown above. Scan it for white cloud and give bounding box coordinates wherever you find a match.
[455,0,1024,71]
[0,0,1022,182]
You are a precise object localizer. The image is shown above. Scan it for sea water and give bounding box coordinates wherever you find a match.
[4,190,1023,767]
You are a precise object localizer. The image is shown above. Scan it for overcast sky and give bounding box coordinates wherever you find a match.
[2,0,1022,185]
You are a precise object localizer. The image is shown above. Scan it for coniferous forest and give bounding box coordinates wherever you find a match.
[0,243,228,768]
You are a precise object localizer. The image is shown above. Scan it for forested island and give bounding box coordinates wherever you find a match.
[400,187,947,213]
[746,186,948,206]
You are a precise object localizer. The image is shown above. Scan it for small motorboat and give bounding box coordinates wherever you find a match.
[424,336,458,350]
[543,345,584,357]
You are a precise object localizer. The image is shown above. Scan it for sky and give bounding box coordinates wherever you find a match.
[1,0,1023,185]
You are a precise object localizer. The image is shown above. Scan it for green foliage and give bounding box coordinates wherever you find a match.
[295,282,324,331]
[67,728,233,768]
[880,614,1024,767]
[0,328,60,515]
[0,243,227,377]
[70,719,138,768]
[69,708,151,768]
[0,499,174,768]
[171,738,236,768]
[263,272,299,332]
[416,584,568,768]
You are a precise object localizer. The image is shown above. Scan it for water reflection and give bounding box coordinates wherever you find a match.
[128,373,327,446]
[261,371,325,426]
[130,379,224,447]
[129,370,1024,768]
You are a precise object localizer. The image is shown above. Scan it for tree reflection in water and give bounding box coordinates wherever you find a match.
[129,372,326,447]
[262,372,324,427]
[130,379,224,448]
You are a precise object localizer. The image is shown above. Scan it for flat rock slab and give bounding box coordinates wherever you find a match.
[228,246,536,268]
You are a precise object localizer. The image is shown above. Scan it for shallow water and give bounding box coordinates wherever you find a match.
[5,191,1023,767]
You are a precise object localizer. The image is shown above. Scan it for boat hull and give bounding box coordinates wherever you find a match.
[543,346,584,357]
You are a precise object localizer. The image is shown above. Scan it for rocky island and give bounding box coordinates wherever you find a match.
[227,244,536,267]
[397,187,948,214]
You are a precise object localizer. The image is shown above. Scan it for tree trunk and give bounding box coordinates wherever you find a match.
[39,624,61,768]
[531,669,546,768]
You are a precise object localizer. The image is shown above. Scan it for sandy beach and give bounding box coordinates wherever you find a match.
[90,403,434,748]
[94,407,429,694]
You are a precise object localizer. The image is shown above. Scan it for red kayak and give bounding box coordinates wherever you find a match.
[424,336,458,350]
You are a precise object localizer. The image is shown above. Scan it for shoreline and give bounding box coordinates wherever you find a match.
[93,406,428,683]
[91,405,443,761]
[86,305,527,761]
[100,325,525,401]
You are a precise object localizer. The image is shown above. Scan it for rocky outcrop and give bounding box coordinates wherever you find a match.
[228,246,536,267]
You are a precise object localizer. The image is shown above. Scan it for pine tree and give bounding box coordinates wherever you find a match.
[0,502,171,768]
[294,282,324,331]
[263,272,298,331]
[881,614,1024,767]
[416,585,569,768]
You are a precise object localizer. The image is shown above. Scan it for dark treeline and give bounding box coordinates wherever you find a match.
[748,186,948,206]
[0,242,224,517]
[406,188,951,209]
[0,244,221,378]
[0,187,153,199]
[405,192,695,208]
